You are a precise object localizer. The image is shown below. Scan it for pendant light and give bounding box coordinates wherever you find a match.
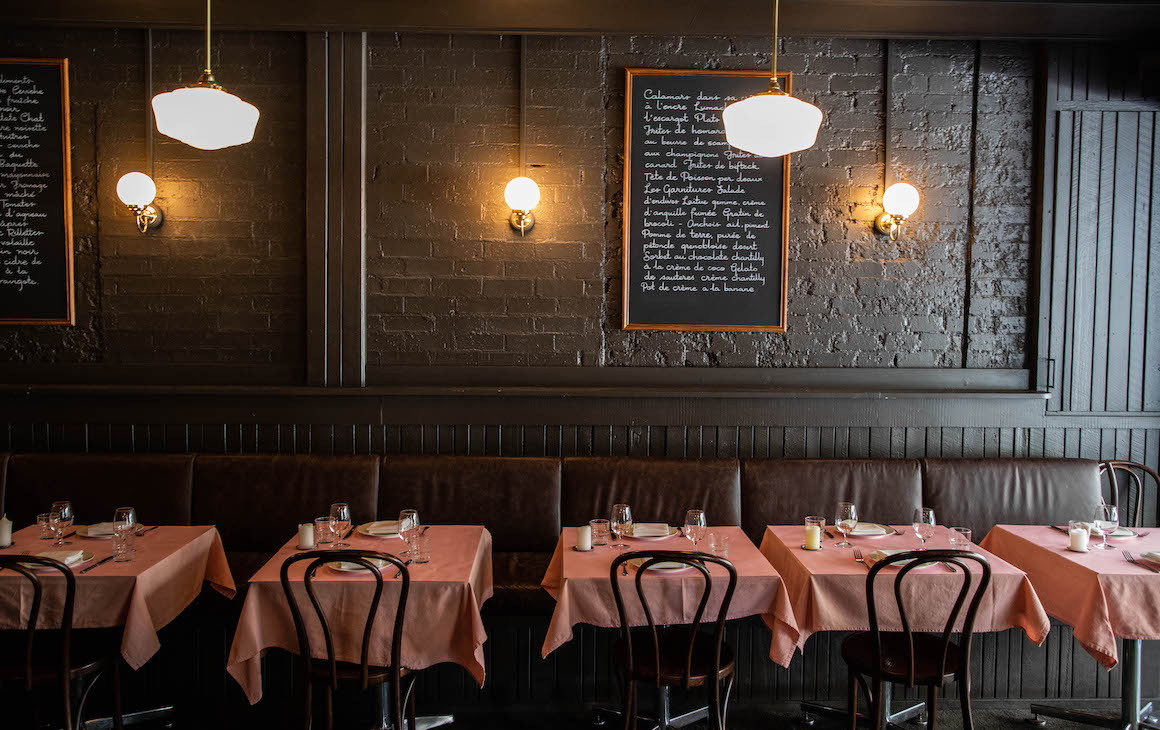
[722,0,822,157]
[151,0,259,150]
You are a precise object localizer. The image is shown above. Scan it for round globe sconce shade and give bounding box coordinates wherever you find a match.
[116,172,157,207]
[151,86,260,151]
[882,182,920,218]
[722,93,823,158]
[504,176,541,212]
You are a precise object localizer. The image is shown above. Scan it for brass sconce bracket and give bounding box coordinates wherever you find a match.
[874,212,905,241]
[509,209,535,236]
[129,204,164,233]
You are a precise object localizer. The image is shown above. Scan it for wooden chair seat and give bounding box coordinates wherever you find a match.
[305,660,410,685]
[841,630,961,685]
[0,628,120,683]
[615,628,735,687]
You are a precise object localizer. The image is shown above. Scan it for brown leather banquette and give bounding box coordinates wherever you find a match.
[0,452,1106,615]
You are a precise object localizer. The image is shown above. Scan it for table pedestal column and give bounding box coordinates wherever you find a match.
[1030,640,1159,730]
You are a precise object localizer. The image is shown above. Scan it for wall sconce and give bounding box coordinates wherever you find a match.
[116,172,164,233]
[505,176,539,236]
[874,182,920,240]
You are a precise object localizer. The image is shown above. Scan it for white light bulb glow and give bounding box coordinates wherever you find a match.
[722,93,823,158]
[116,172,157,207]
[504,176,540,212]
[882,182,920,218]
[152,86,260,151]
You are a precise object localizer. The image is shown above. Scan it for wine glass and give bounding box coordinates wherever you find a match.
[610,503,632,550]
[51,501,73,545]
[1093,504,1118,550]
[913,507,937,550]
[684,509,707,547]
[330,503,351,548]
[399,509,420,558]
[834,502,857,548]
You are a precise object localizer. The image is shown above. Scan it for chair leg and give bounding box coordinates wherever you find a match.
[847,670,858,730]
[871,680,884,730]
[73,671,104,730]
[959,674,975,730]
[323,684,334,730]
[621,678,635,730]
[926,685,939,730]
[722,674,735,730]
[406,677,418,730]
[303,680,313,730]
[112,658,124,730]
[61,673,74,730]
[709,676,722,730]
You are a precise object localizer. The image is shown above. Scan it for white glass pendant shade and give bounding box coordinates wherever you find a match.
[116,172,157,207]
[723,92,823,158]
[882,182,920,217]
[504,176,540,211]
[151,86,260,151]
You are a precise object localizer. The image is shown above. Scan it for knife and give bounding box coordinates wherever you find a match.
[79,555,115,574]
[1048,525,1071,534]
[824,530,835,540]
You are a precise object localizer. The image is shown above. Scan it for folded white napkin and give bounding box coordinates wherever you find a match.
[86,522,118,537]
[850,523,888,536]
[1141,551,1160,566]
[364,520,400,536]
[629,557,687,572]
[632,523,670,538]
[36,550,85,565]
[336,557,388,571]
[865,548,939,569]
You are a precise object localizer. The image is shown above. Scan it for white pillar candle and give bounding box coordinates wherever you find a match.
[577,525,592,551]
[804,524,822,550]
[1069,527,1089,552]
[0,514,11,546]
[298,522,315,549]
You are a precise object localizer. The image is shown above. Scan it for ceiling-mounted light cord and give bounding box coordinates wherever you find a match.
[520,34,527,177]
[204,0,212,75]
[768,0,784,95]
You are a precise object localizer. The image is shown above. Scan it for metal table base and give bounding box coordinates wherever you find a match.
[1030,640,1159,730]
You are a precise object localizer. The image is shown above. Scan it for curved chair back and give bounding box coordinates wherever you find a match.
[865,549,991,688]
[1103,460,1159,528]
[609,550,738,690]
[0,555,76,693]
[279,549,409,694]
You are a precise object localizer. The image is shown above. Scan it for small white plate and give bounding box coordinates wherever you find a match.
[76,524,141,539]
[1105,527,1139,538]
[624,525,680,541]
[326,558,391,573]
[846,523,895,538]
[356,521,402,539]
[627,557,698,573]
[22,551,95,570]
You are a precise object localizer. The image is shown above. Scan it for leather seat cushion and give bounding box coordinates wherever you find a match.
[614,627,735,686]
[192,455,380,554]
[485,551,555,616]
[741,459,923,544]
[842,630,962,684]
[561,458,741,529]
[921,458,1103,540]
[5,453,195,529]
[0,627,121,682]
[380,456,561,553]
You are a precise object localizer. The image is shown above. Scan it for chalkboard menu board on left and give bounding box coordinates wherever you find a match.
[622,69,790,332]
[0,58,73,325]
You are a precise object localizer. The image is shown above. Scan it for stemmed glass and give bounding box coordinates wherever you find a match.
[51,501,73,546]
[913,508,937,550]
[113,506,136,532]
[684,509,707,547]
[399,509,420,558]
[330,503,351,548]
[834,502,858,548]
[610,503,632,550]
[1092,504,1118,550]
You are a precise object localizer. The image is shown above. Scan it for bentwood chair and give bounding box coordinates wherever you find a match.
[279,550,417,730]
[842,550,991,730]
[609,550,738,730]
[1102,460,1159,529]
[0,555,123,730]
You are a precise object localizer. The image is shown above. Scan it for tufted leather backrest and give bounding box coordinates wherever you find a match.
[192,454,380,557]
[740,459,923,544]
[380,455,561,553]
[561,457,741,529]
[4,453,195,529]
[921,458,1103,540]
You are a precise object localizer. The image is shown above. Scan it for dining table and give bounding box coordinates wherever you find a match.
[541,525,798,728]
[760,523,1051,729]
[226,523,493,724]
[981,524,1160,730]
[0,524,236,669]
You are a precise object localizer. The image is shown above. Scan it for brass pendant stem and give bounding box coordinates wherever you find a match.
[204,0,212,75]
[770,0,779,82]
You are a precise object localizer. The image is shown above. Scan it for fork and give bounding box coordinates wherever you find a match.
[853,548,866,567]
[1123,551,1160,574]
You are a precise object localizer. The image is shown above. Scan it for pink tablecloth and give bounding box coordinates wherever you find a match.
[760,525,1050,665]
[227,525,493,705]
[541,526,798,665]
[0,525,235,670]
[981,525,1160,668]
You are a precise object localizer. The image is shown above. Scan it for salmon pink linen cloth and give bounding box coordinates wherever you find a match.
[0,525,235,670]
[760,525,1050,664]
[541,526,799,664]
[227,525,493,705]
[981,525,1160,669]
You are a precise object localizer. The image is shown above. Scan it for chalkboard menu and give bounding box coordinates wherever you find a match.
[0,58,73,325]
[622,69,790,332]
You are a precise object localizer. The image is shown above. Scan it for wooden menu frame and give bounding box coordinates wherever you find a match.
[0,57,74,325]
[622,68,791,332]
